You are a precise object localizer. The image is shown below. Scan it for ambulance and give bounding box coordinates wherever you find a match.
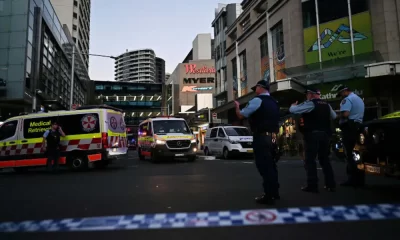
[138,116,197,162]
[0,105,128,172]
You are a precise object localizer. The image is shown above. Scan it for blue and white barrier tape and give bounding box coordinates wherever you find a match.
[1,203,399,232]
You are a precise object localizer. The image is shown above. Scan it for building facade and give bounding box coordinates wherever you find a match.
[155,57,165,83]
[0,0,88,119]
[50,0,91,68]
[212,0,400,125]
[212,3,242,108]
[114,49,165,83]
[94,81,162,124]
[165,34,215,116]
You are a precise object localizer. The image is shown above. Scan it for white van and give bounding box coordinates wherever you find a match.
[0,105,127,172]
[204,125,253,159]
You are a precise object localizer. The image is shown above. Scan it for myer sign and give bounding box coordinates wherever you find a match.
[318,82,367,100]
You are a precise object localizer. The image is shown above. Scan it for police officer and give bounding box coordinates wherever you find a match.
[289,89,337,192]
[234,80,280,205]
[42,121,66,172]
[336,85,365,187]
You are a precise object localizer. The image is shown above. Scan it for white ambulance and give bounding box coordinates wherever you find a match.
[0,105,128,172]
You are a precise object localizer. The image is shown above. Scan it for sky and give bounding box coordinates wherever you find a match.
[88,0,241,81]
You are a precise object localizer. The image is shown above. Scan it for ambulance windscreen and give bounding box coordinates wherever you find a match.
[224,127,251,136]
[153,120,191,134]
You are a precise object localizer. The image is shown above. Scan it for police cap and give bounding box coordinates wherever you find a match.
[336,85,350,97]
[304,88,318,94]
[251,80,270,91]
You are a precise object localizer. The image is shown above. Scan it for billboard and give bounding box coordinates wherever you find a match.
[303,11,373,64]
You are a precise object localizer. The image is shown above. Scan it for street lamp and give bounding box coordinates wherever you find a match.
[69,45,116,109]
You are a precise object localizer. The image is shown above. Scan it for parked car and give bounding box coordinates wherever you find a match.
[353,111,400,178]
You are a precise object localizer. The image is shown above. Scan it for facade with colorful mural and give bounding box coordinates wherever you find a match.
[303,11,374,64]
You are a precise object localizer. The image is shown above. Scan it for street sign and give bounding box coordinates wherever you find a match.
[212,112,217,120]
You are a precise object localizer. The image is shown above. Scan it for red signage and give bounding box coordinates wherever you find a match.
[184,64,216,74]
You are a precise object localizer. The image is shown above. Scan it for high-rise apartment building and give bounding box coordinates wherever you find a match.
[114,49,165,83]
[50,0,91,68]
[212,3,242,107]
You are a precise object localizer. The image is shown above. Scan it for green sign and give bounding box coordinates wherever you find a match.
[303,11,374,64]
[312,78,372,101]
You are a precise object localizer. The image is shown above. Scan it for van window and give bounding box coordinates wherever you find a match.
[210,128,218,138]
[139,122,148,135]
[218,128,226,137]
[152,120,191,134]
[224,127,251,136]
[23,117,57,139]
[58,113,100,135]
[0,120,18,141]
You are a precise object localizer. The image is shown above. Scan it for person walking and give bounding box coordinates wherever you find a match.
[234,80,280,205]
[289,89,337,192]
[42,121,65,172]
[336,85,365,187]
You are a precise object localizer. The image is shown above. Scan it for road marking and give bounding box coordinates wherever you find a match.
[0,203,399,232]
[242,161,253,164]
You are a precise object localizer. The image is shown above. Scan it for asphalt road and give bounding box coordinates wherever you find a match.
[0,151,399,240]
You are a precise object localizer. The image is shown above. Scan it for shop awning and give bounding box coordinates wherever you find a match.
[212,92,256,114]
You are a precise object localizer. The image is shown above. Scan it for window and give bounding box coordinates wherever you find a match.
[153,120,190,134]
[351,0,368,15]
[272,22,284,62]
[217,129,226,138]
[210,128,218,138]
[224,127,251,136]
[260,33,268,58]
[72,37,76,42]
[302,0,316,28]
[23,117,56,139]
[58,114,100,135]
[0,120,18,140]
[73,24,77,30]
[73,12,77,18]
[241,16,251,32]
[74,0,78,6]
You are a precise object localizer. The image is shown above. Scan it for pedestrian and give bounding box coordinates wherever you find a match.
[289,88,337,193]
[41,121,66,172]
[336,85,365,187]
[234,80,280,205]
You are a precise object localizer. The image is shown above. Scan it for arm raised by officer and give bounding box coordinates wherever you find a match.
[234,80,281,205]
[289,89,337,193]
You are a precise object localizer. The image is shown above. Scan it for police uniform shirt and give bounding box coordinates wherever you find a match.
[289,100,337,119]
[240,93,270,117]
[339,92,364,123]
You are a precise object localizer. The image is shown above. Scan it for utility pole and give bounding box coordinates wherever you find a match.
[69,44,75,109]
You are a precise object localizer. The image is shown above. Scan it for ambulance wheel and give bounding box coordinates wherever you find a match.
[68,154,88,171]
[138,148,145,161]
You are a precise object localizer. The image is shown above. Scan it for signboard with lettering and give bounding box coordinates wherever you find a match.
[184,64,216,74]
[183,78,214,84]
[181,86,213,92]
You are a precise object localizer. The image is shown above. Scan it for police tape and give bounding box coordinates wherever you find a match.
[0,203,399,232]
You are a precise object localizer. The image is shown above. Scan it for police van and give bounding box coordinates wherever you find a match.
[204,125,253,159]
[138,116,197,162]
[0,105,127,172]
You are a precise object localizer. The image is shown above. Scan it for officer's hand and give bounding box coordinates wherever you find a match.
[291,101,298,106]
[234,101,240,108]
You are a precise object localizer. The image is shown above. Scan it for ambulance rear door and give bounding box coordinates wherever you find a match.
[106,110,127,156]
[0,118,21,168]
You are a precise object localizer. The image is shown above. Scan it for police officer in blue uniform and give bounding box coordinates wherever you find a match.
[234,80,280,205]
[336,85,365,187]
[289,89,337,192]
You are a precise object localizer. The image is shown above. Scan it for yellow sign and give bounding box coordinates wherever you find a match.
[303,11,373,64]
[27,120,51,133]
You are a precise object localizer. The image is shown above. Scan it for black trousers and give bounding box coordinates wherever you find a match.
[341,121,365,184]
[304,131,336,188]
[46,149,60,171]
[252,134,279,196]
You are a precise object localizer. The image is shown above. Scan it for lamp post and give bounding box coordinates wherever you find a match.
[69,47,116,109]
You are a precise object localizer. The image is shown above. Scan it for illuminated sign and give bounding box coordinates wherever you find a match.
[184,64,216,74]
[181,86,214,92]
[183,78,214,84]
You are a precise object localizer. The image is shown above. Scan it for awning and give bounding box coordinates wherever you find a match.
[212,92,256,114]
